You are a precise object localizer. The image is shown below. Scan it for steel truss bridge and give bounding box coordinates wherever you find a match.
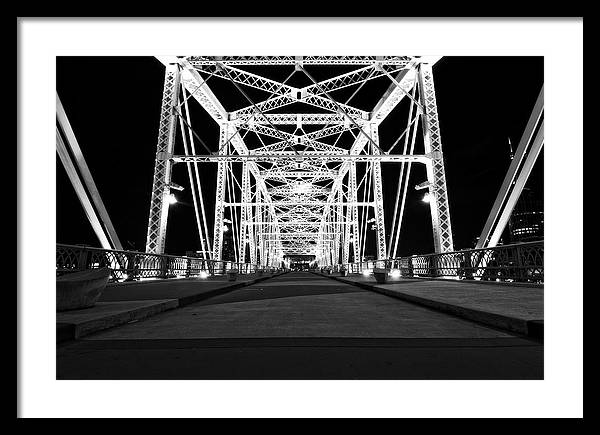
[56,55,544,271]
[142,55,454,268]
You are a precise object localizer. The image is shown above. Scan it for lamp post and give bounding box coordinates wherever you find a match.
[415,181,432,203]
[167,182,184,205]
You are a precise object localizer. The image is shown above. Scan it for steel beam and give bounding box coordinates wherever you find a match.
[476,86,544,249]
[369,124,387,259]
[231,113,356,125]
[239,162,250,263]
[56,129,112,249]
[145,63,180,254]
[212,125,229,260]
[225,202,373,206]
[418,62,454,253]
[172,154,430,163]
[187,56,413,66]
[56,94,122,250]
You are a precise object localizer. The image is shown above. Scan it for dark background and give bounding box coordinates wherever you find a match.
[56,56,543,256]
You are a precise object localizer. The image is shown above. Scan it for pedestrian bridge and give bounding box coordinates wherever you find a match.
[57,56,544,270]
[55,55,545,380]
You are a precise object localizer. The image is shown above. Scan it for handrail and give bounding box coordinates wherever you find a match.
[56,243,273,282]
[334,241,543,283]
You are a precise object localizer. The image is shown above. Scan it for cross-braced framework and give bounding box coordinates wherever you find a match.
[145,56,454,267]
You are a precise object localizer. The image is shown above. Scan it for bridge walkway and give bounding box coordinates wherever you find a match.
[57,271,543,379]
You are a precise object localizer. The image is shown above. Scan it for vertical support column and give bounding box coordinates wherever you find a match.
[146,63,181,254]
[335,190,343,265]
[327,212,333,266]
[330,211,334,266]
[418,62,454,253]
[239,162,249,263]
[257,193,264,266]
[212,124,229,260]
[325,214,331,266]
[247,177,257,265]
[342,173,351,264]
[350,162,360,264]
[266,214,273,267]
[316,216,323,265]
[370,124,387,260]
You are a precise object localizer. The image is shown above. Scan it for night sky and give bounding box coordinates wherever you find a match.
[56,56,543,257]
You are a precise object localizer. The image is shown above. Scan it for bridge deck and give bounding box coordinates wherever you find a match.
[57,272,543,379]
[321,272,543,337]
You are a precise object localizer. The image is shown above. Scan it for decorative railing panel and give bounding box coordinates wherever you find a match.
[338,241,543,283]
[56,244,266,282]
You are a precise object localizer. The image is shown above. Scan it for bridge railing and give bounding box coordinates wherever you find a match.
[336,241,543,283]
[56,244,266,282]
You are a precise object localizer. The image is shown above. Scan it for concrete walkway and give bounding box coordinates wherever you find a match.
[317,272,543,338]
[56,272,283,342]
[57,272,543,379]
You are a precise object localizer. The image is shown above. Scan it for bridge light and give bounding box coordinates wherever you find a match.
[222,225,229,232]
[415,181,432,191]
[389,269,401,279]
[167,194,178,205]
[362,269,372,277]
[422,192,431,203]
[199,271,209,279]
[169,182,185,191]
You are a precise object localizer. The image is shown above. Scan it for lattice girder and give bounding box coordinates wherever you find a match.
[148,56,452,265]
[418,63,454,253]
[187,56,413,66]
[145,63,180,254]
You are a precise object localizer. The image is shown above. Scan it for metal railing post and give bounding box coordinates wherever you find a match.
[185,257,192,278]
[160,256,169,278]
[125,251,138,281]
[461,251,473,280]
[515,244,524,282]
[77,246,90,272]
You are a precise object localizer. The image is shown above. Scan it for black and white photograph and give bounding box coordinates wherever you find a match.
[18,18,583,418]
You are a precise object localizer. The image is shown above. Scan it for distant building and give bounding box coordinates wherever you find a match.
[508,188,544,243]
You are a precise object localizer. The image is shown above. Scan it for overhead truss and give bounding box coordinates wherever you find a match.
[146,55,454,266]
